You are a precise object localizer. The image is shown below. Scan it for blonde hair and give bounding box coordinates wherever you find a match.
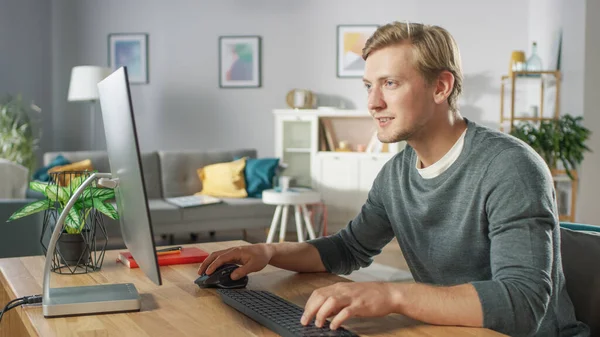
[363,21,463,112]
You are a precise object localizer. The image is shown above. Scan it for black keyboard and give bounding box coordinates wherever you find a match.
[217,289,359,337]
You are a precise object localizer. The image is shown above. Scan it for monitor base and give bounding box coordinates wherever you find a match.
[43,283,140,317]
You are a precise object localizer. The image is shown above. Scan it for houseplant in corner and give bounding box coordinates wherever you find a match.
[6,172,119,273]
[510,114,591,180]
[0,94,41,174]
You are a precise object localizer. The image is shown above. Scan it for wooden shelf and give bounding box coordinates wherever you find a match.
[284,148,311,153]
[501,70,562,80]
[499,70,561,133]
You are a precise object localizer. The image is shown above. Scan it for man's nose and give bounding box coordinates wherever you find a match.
[368,87,385,112]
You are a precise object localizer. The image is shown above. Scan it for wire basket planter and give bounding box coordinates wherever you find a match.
[39,170,112,274]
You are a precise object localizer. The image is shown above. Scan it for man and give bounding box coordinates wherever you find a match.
[198,21,589,336]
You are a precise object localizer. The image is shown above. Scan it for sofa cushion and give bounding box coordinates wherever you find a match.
[243,157,279,198]
[139,152,162,199]
[146,199,183,224]
[111,199,182,225]
[197,158,248,198]
[180,197,275,222]
[158,149,257,198]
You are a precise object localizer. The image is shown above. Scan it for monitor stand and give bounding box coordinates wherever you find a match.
[43,284,140,317]
[42,173,141,317]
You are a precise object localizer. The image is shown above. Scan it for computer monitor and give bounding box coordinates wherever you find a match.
[41,67,161,318]
[97,66,162,286]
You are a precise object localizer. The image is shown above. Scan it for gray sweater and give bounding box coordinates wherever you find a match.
[308,120,589,337]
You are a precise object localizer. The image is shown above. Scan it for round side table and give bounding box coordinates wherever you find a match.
[262,188,321,243]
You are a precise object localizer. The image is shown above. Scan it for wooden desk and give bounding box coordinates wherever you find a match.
[0,241,505,336]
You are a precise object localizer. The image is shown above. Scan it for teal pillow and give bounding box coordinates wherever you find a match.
[243,157,280,198]
[32,155,70,182]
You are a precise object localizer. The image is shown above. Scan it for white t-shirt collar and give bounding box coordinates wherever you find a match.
[416,128,468,179]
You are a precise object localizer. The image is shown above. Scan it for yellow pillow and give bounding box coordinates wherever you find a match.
[48,159,94,186]
[196,158,247,198]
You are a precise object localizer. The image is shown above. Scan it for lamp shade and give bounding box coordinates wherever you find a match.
[67,66,112,101]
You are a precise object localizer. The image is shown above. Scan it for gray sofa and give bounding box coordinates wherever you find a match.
[0,198,45,258]
[39,148,276,242]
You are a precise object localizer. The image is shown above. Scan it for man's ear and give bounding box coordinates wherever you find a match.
[433,70,455,106]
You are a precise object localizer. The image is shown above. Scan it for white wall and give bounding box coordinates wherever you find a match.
[50,0,529,156]
[559,0,586,119]
[0,0,52,168]
[528,0,563,72]
[577,0,600,225]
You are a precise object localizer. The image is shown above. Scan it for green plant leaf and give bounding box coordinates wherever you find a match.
[96,188,115,200]
[6,200,51,222]
[81,188,115,208]
[69,175,86,190]
[29,181,49,195]
[93,199,119,220]
[0,94,41,173]
[46,185,70,204]
[510,114,592,180]
[64,208,82,233]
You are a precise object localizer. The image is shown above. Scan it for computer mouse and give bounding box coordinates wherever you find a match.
[194,263,248,289]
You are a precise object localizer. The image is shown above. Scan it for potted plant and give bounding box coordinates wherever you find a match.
[0,94,41,174]
[509,114,592,180]
[6,172,119,273]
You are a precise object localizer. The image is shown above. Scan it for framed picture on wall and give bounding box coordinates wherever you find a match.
[219,35,261,88]
[108,33,149,84]
[337,25,379,78]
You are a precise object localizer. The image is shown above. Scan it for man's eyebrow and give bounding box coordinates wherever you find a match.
[363,75,403,83]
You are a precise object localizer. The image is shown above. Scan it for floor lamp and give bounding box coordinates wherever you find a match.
[67,66,112,150]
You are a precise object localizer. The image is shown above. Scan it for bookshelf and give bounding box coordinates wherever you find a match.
[273,109,405,226]
[499,70,561,132]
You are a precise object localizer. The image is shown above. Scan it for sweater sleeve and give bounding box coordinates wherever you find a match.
[471,146,557,337]
[307,165,396,275]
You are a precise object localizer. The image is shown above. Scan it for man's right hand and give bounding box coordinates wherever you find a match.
[197,243,274,280]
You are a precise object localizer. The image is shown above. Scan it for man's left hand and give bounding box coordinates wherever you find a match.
[300,282,397,330]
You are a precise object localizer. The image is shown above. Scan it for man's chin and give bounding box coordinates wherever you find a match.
[377,130,408,143]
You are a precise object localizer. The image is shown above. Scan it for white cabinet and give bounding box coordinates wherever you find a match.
[273,114,318,188]
[358,154,390,196]
[316,153,359,221]
[273,109,405,228]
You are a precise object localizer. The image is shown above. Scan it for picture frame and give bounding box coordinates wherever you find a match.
[219,35,261,88]
[337,25,379,78]
[108,33,149,84]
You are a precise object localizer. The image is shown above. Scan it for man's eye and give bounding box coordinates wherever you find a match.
[364,84,371,91]
[386,81,395,86]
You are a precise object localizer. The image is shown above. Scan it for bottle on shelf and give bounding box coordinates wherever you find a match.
[526,42,543,76]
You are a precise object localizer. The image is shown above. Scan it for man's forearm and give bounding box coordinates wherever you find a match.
[266,242,326,273]
[389,282,483,327]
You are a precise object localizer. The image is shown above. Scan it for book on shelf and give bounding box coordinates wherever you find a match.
[319,118,337,151]
[116,247,209,268]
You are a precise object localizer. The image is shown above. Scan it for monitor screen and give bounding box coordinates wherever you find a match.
[97,67,162,285]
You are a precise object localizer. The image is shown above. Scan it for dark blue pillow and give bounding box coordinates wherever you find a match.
[243,157,280,198]
[32,155,71,182]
